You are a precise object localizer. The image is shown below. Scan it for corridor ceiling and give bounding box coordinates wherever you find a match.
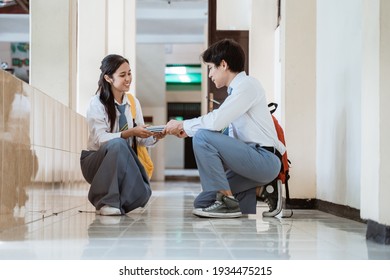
[0,0,208,44]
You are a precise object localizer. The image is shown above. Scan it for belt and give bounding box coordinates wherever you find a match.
[259,145,282,161]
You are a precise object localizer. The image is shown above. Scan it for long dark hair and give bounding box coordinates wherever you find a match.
[97,54,129,132]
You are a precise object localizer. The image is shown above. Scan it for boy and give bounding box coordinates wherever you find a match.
[164,39,285,218]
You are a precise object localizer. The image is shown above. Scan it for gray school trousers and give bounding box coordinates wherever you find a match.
[80,138,151,214]
[192,129,281,214]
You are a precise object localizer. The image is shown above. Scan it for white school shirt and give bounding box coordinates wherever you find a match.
[86,93,155,151]
[183,71,286,155]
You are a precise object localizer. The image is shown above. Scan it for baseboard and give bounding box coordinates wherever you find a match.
[286,198,364,223]
[284,198,316,209]
[315,199,363,223]
[165,175,200,182]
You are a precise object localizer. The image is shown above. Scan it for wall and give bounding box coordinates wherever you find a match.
[216,0,251,30]
[316,0,362,208]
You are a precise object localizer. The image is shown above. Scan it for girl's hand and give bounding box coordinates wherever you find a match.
[132,125,153,138]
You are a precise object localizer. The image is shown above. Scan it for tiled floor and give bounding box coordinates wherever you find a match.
[0,179,389,260]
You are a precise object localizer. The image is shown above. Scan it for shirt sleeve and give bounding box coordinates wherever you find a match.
[87,96,121,149]
[133,97,156,147]
[183,82,259,137]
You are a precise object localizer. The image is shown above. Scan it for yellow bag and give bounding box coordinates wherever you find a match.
[136,146,154,179]
[127,93,154,179]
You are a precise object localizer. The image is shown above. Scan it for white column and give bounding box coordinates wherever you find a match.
[30,0,77,107]
[77,0,106,116]
[281,0,316,199]
[249,0,278,103]
[378,0,390,224]
[107,0,125,55]
[361,0,390,225]
[69,0,77,111]
[106,0,136,94]
[77,0,137,116]
[361,0,380,220]
[124,0,137,95]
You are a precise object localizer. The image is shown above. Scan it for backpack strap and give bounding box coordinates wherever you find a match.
[126,93,139,155]
[268,102,278,114]
[126,93,136,120]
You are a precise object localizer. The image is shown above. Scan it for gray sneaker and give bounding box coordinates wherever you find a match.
[192,193,242,218]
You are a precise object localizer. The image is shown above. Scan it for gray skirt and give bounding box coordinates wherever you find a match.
[80,138,151,214]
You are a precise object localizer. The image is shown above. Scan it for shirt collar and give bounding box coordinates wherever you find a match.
[227,71,246,95]
[114,93,130,106]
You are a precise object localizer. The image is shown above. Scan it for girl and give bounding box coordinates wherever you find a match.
[80,54,164,216]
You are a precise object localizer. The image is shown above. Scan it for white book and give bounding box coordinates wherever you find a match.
[146,125,166,132]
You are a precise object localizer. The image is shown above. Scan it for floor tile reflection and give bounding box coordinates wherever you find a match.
[0,180,390,260]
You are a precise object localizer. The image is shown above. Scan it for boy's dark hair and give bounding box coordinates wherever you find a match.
[201,38,245,72]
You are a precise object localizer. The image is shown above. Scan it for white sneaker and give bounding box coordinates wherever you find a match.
[96,205,121,216]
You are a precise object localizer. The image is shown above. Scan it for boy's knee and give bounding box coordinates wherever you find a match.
[193,129,214,148]
[193,129,207,141]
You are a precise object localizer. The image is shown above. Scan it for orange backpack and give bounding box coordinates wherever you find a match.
[268,103,291,205]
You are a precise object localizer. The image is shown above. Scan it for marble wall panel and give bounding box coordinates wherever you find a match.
[0,70,88,223]
[69,110,77,153]
[63,107,70,152]
[53,100,63,150]
[32,89,45,147]
[44,95,54,149]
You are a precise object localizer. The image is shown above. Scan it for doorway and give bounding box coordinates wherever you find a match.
[167,102,201,169]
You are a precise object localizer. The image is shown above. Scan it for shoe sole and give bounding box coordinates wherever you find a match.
[192,208,242,218]
[262,179,283,217]
[96,211,122,216]
[96,208,122,216]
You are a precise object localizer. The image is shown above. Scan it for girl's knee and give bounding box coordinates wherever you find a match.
[105,138,128,152]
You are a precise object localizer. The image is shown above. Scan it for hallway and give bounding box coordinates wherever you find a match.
[0,178,389,260]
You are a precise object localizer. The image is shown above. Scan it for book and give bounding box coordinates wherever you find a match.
[146,125,165,132]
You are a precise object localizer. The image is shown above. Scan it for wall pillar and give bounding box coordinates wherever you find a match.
[77,0,136,116]
[362,0,390,244]
[280,0,316,200]
[250,0,278,103]
[30,0,77,108]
